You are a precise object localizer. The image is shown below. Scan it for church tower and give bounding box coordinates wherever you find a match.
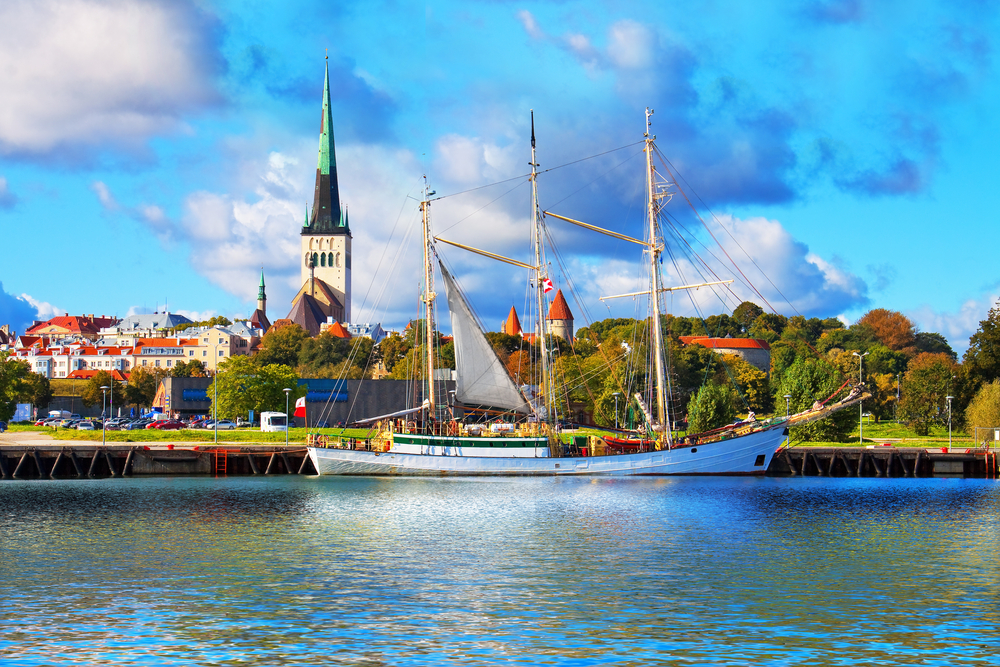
[298,56,351,324]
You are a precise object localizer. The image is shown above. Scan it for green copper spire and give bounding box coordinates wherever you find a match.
[303,57,349,235]
[257,268,266,301]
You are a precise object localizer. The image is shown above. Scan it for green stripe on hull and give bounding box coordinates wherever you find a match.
[394,434,546,448]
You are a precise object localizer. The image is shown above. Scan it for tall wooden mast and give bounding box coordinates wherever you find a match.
[529,111,555,427]
[420,179,437,423]
[645,109,672,449]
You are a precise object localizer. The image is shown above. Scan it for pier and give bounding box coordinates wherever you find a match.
[771,446,999,479]
[0,445,317,479]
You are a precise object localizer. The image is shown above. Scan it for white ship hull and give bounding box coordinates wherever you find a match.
[308,425,788,476]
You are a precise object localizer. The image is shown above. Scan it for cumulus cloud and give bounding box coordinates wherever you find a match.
[0,0,223,158]
[909,294,999,356]
[0,283,62,334]
[0,177,17,209]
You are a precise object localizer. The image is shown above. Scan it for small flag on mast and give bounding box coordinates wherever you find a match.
[542,277,554,293]
[294,396,306,418]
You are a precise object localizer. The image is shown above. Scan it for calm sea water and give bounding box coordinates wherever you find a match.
[1,475,998,666]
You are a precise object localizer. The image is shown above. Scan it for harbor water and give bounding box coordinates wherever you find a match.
[1,476,998,665]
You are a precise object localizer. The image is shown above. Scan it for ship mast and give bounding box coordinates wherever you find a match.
[420,178,437,426]
[645,109,672,449]
[530,111,555,429]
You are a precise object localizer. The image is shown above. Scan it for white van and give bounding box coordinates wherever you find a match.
[260,411,288,432]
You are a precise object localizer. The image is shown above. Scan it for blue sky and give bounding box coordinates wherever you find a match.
[1,0,998,354]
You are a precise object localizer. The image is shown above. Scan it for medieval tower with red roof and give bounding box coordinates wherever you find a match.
[546,289,574,343]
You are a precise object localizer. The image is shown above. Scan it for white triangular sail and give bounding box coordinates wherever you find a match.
[439,261,530,414]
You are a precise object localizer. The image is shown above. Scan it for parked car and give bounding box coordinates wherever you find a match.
[214,420,236,430]
[152,420,185,430]
[76,421,95,430]
[0,420,7,433]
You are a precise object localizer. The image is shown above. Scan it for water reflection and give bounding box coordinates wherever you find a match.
[1,476,998,665]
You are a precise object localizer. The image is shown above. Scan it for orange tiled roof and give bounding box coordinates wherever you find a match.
[679,336,771,351]
[502,306,522,336]
[326,321,352,338]
[66,369,130,381]
[25,315,118,335]
[547,289,573,321]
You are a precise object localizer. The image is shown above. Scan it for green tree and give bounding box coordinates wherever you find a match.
[687,381,737,434]
[716,353,772,414]
[124,366,159,410]
[962,301,1000,392]
[900,352,959,435]
[256,323,309,367]
[915,332,956,360]
[19,372,53,412]
[964,379,1000,442]
[171,360,206,377]
[376,332,410,374]
[732,301,764,332]
[774,356,854,442]
[80,371,127,413]
[0,352,32,421]
[207,354,303,420]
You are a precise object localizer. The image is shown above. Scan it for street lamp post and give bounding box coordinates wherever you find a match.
[946,395,954,450]
[100,385,110,447]
[852,351,869,444]
[784,394,791,418]
[284,388,292,447]
[612,392,621,430]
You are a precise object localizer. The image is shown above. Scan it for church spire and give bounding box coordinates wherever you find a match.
[303,56,348,236]
[257,268,267,312]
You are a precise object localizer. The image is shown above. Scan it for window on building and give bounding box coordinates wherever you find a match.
[166,360,172,367]
[202,351,207,357]
[155,360,160,367]
[320,252,326,267]
[312,252,318,267]
[218,350,224,356]
[189,350,194,356]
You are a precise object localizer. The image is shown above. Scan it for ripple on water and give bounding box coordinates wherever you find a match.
[1,476,999,665]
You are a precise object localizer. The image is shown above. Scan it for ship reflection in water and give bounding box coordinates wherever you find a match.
[1,476,998,665]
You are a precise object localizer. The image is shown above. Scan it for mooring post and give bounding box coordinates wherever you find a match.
[68,449,82,478]
[49,451,63,479]
[246,453,260,475]
[264,452,277,475]
[87,449,100,478]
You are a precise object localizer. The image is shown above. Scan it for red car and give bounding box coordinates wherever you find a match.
[146,420,184,430]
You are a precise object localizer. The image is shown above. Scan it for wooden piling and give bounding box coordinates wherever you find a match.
[264,452,277,475]
[246,453,260,475]
[13,452,30,479]
[49,451,63,479]
[279,452,293,474]
[0,451,8,479]
[104,450,118,478]
[68,449,82,478]
[31,450,44,479]
[123,449,134,477]
[87,449,100,478]
[297,453,312,474]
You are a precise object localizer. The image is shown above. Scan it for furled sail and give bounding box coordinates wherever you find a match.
[439,261,530,413]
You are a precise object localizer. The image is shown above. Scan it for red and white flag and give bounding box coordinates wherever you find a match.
[542,277,554,293]
[293,396,306,418]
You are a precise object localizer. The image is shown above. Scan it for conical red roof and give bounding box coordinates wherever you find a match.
[547,289,573,321]
[326,321,352,339]
[502,306,522,336]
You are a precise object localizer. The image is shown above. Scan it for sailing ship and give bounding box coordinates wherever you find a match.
[308,110,859,476]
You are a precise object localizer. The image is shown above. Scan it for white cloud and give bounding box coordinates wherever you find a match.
[433,134,519,185]
[517,10,544,40]
[607,20,655,69]
[0,176,17,208]
[0,0,221,156]
[19,293,63,320]
[92,181,119,210]
[909,294,999,356]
